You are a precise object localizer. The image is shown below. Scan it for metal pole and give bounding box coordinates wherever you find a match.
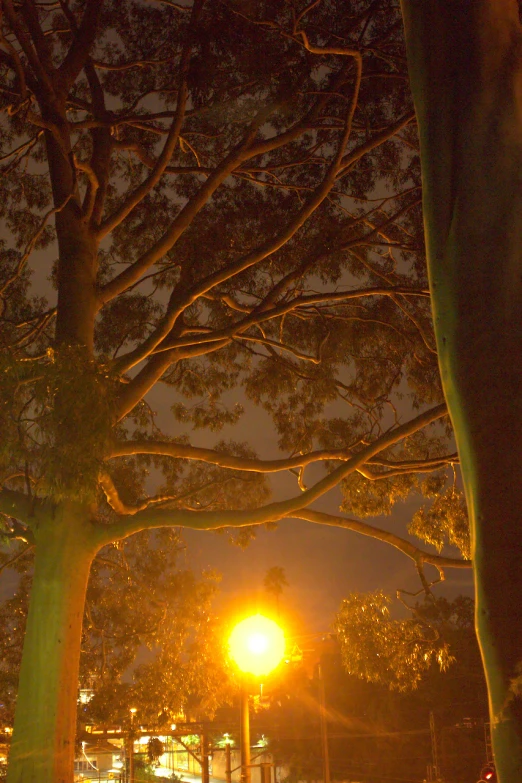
[201,731,210,783]
[430,711,440,782]
[317,663,330,783]
[225,742,232,783]
[240,683,251,783]
[260,762,272,783]
[128,735,135,783]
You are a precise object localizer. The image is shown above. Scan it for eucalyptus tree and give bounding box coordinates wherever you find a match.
[399,2,522,781]
[0,1,465,780]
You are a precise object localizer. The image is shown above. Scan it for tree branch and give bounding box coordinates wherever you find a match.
[145,286,430,359]
[97,105,276,306]
[0,543,34,573]
[114,336,230,422]
[95,0,204,238]
[1,0,54,92]
[292,508,471,570]
[111,98,365,373]
[107,438,455,476]
[58,0,104,87]
[97,63,358,307]
[95,403,447,545]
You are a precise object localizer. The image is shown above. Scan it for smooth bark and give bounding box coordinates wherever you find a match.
[6,504,100,783]
[400,2,522,780]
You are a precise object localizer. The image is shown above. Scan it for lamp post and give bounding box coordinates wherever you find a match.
[128,708,137,783]
[229,615,285,783]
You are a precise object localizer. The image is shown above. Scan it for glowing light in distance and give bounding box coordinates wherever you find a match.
[229,615,285,676]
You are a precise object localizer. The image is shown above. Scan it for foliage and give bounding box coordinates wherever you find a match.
[334,591,466,691]
[0,0,474,777]
[263,613,487,783]
[0,531,233,728]
[263,567,288,598]
[409,485,470,559]
[0,0,457,529]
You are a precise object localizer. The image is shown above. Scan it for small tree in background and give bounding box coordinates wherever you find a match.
[0,529,232,731]
[263,566,288,616]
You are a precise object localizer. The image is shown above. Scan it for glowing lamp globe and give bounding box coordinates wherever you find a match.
[229,614,285,677]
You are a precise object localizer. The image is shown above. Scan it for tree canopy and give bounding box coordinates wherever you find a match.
[0,530,231,732]
[0,1,474,780]
[0,0,466,600]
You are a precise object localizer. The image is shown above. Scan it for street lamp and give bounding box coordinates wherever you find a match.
[229,615,285,783]
[128,708,137,783]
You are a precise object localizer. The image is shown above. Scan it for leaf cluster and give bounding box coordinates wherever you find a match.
[335,590,457,691]
[0,529,233,727]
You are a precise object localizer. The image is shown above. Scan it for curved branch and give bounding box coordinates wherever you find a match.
[97,108,273,306]
[0,191,73,296]
[292,508,471,569]
[0,543,34,573]
[95,403,447,545]
[95,0,204,239]
[107,438,456,476]
[99,471,187,516]
[145,286,431,358]
[97,64,360,308]
[111,122,420,376]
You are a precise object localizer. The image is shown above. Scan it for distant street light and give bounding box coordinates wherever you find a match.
[229,615,285,783]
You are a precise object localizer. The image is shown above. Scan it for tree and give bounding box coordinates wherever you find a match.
[260,605,488,783]
[0,1,470,780]
[0,530,232,731]
[335,591,483,690]
[399,2,522,781]
[263,566,288,615]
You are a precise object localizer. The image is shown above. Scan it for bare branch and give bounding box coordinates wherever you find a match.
[0,190,73,297]
[95,0,204,239]
[142,0,190,9]
[0,543,34,574]
[107,438,456,476]
[58,0,104,86]
[96,105,279,306]
[1,0,54,91]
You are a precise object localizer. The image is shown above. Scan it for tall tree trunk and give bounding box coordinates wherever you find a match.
[400,2,522,781]
[41,98,99,352]
[7,504,99,783]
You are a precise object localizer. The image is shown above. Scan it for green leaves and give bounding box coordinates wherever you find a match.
[34,347,117,502]
[335,591,455,691]
[79,529,232,724]
[409,486,470,559]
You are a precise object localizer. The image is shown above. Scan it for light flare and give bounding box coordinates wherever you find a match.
[229,614,285,676]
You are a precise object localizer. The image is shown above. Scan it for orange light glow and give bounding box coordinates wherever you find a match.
[229,614,285,676]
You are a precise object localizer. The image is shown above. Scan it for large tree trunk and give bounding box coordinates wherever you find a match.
[400,2,522,781]
[7,504,99,783]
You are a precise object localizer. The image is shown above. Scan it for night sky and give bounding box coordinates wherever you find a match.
[148,384,473,634]
[1,157,473,640]
[0,256,473,640]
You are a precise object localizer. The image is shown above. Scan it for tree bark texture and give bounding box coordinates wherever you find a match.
[41,115,99,351]
[7,504,99,783]
[400,2,522,781]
